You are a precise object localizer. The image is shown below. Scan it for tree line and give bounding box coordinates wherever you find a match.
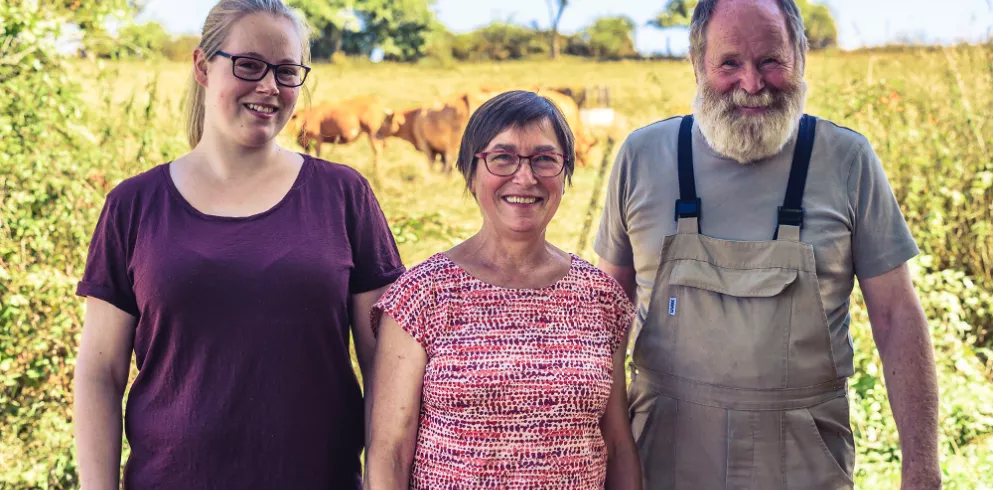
[86,0,839,63]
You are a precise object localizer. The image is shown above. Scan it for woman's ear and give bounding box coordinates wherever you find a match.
[193,48,209,88]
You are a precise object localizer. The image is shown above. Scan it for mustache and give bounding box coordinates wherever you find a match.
[704,84,797,113]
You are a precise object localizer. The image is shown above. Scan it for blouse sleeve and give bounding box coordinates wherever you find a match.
[370,261,440,352]
[75,191,139,317]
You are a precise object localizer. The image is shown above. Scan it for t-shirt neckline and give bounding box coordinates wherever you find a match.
[161,153,313,222]
[437,252,578,291]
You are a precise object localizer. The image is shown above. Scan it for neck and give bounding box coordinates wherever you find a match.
[397,108,420,147]
[466,224,554,272]
[193,130,283,181]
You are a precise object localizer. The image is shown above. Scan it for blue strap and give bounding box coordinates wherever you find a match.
[674,115,701,222]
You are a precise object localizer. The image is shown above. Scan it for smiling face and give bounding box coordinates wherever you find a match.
[692,0,807,164]
[471,119,566,238]
[195,12,303,149]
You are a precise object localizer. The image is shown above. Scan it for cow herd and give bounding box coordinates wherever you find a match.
[285,85,602,176]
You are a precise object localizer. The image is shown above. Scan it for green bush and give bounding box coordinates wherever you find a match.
[452,22,549,62]
[2,8,992,485]
[811,46,993,349]
[1,3,183,486]
[160,34,201,62]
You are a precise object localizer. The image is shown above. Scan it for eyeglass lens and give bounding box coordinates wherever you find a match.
[486,153,564,176]
[233,58,305,86]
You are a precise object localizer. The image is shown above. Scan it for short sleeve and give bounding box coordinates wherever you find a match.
[594,137,635,267]
[848,140,920,279]
[75,193,139,317]
[600,277,636,354]
[369,262,439,351]
[347,177,405,294]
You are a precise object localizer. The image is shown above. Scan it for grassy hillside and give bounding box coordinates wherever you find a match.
[3,47,992,488]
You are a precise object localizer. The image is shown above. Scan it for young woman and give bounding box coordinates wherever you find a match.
[72,1,404,488]
[364,90,642,489]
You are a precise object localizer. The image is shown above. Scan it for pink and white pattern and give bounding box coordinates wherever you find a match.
[371,252,635,489]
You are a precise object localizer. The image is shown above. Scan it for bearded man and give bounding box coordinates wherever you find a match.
[594,0,941,488]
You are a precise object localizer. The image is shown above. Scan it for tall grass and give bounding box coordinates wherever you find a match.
[3,46,992,488]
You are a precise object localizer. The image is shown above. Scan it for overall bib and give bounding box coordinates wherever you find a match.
[628,115,856,489]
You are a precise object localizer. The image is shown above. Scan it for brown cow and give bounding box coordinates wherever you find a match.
[377,93,472,174]
[288,94,393,172]
[548,85,588,108]
[534,87,598,167]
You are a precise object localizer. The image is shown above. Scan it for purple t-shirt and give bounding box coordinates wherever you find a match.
[76,155,405,489]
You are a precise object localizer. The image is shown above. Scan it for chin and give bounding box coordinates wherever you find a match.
[502,219,545,235]
[239,130,277,148]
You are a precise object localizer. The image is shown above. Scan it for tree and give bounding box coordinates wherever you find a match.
[86,20,170,59]
[647,0,694,28]
[346,0,438,61]
[799,1,837,49]
[451,21,547,61]
[647,0,838,49]
[583,16,637,60]
[161,34,202,62]
[546,0,569,59]
[288,0,438,62]
[286,0,361,59]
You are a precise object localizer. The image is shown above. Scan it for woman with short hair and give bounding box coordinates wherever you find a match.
[364,90,642,490]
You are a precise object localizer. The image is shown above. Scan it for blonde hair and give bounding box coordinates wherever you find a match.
[184,0,312,148]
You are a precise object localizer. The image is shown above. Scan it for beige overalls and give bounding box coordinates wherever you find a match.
[628,115,856,489]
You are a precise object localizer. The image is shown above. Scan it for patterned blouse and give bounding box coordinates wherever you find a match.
[371,252,636,489]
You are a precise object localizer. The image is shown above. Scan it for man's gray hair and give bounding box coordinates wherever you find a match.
[689,0,808,75]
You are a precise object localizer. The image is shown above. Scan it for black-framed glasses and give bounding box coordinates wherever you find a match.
[475,151,567,177]
[215,51,311,87]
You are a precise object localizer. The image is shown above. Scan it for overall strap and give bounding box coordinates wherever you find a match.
[775,114,817,241]
[675,115,700,235]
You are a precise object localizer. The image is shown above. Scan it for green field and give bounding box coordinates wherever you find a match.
[3,47,993,488]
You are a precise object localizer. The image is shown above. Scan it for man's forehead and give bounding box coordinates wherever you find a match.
[713,0,786,20]
[706,0,790,52]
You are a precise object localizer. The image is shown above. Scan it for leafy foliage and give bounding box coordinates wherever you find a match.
[647,0,695,28]
[451,22,550,62]
[1,6,992,486]
[0,1,170,488]
[287,0,438,62]
[84,21,171,59]
[581,16,637,60]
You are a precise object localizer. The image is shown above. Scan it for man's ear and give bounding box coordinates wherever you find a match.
[193,48,209,88]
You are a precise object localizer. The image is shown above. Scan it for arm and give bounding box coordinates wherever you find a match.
[351,283,393,412]
[598,257,641,488]
[74,297,136,490]
[859,263,941,489]
[363,314,427,490]
[598,258,637,303]
[602,328,642,490]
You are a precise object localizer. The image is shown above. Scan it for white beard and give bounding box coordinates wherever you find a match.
[692,78,808,164]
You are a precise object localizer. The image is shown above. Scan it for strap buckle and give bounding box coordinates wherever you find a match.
[674,198,702,221]
[777,206,804,228]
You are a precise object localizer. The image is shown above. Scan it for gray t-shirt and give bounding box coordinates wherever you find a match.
[593,115,919,378]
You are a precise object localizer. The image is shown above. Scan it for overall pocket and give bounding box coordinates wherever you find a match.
[664,259,799,389]
[628,384,678,490]
[783,396,855,489]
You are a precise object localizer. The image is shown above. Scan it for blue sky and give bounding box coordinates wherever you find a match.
[138,0,993,55]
